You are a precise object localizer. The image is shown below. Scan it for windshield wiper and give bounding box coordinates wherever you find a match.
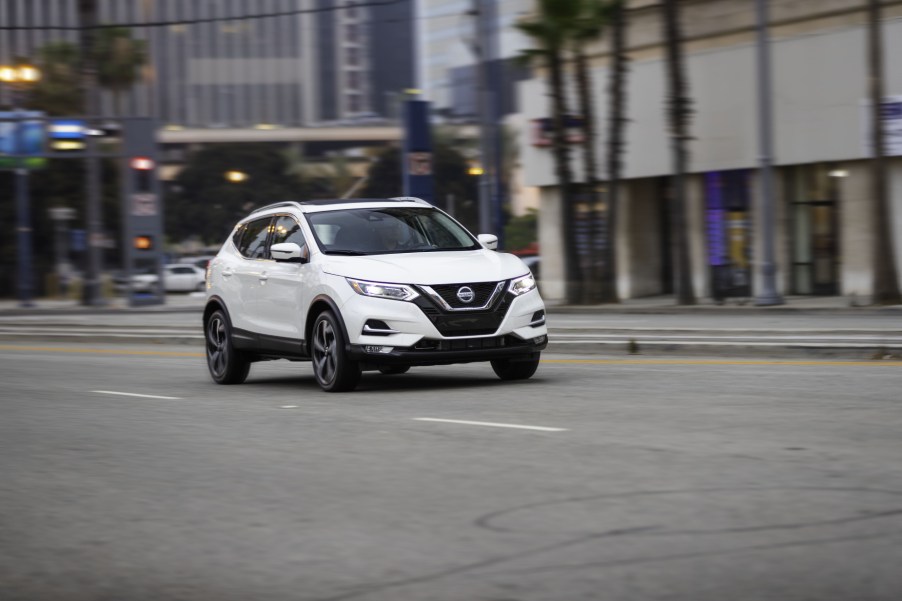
[326,249,369,255]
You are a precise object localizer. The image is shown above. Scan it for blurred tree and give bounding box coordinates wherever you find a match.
[603,0,629,304]
[95,27,147,116]
[28,41,84,115]
[504,208,538,252]
[570,0,608,303]
[517,0,583,304]
[662,0,696,305]
[360,141,480,233]
[166,144,302,246]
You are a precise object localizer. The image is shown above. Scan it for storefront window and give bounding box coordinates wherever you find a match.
[786,164,840,295]
[705,170,752,301]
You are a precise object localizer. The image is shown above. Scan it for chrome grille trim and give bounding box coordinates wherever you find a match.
[419,281,505,312]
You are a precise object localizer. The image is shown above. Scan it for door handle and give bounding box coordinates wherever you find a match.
[259,272,269,282]
[222,268,234,278]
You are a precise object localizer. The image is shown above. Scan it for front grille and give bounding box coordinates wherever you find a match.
[412,283,513,337]
[412,335,532,352]
[428,281,501,309]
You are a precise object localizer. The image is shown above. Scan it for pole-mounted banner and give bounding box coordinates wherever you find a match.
[402,99,434,205]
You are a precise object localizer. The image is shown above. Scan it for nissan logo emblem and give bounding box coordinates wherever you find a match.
[456,286,475,303]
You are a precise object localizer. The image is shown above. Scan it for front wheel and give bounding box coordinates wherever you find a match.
[205,309,250,384]
[491,355,540,381]
[311,311,361,392]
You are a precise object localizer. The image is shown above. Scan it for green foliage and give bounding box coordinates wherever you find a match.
[165,144,303,246]
[95,27,147,114]
[504,208,539,252]
[360,140,480,233]
[28,42,83,115]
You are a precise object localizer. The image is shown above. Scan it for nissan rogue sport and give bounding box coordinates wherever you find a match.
[203,197,548,392]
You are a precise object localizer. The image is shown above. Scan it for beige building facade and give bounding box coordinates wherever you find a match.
[519,0,902,303]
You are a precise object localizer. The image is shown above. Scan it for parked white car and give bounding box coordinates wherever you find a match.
[116,264,206,293]
[203,197,548,392]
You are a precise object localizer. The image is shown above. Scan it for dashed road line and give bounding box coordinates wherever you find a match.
[91,390,182,400]
[413,417,567,432]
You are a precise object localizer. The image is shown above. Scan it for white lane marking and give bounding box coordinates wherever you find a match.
[413,417,568,432]
[281,405,299,409]
[91,390,181,400]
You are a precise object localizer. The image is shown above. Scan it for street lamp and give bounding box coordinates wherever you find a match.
[1,64,41,307]
[224,170,249,183]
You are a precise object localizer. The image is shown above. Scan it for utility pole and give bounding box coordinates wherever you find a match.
[753,0,783,306]
[14,104,34,307]
[79,0,105,306]
[473,0,497,237]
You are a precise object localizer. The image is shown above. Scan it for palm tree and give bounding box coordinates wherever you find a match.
[570,0,608,303]
[662,0,695,304]
[94,27,147,116]
[867,0,901,304]
[29,42,84,115]
[518,0,584,304]
[602,0,628,304]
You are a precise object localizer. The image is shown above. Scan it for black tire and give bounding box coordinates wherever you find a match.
[378,365,410,375]
[205,309,251,384]
[491,355,541,381]
[311,310,361,392]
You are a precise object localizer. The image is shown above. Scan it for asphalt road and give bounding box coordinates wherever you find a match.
[2,344,901,601]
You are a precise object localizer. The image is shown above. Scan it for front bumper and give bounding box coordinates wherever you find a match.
[346,333,548,367]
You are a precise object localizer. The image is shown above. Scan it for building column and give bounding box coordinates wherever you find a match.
[615,180,632,300]
[686,174,710,300]
[838,161,874,302]
[538,186,566,303]
[752,169,790,297]
[890,158,902,286]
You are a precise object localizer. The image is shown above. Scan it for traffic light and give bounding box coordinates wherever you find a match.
[130,156,155,193]
[133,235,154,250]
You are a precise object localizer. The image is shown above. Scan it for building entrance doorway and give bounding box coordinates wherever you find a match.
[787,165,840,295]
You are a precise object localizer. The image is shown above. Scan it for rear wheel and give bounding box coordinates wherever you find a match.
[205,309,250,384]
[312,311,361,392]
[378,365,410,375]
[491,355,540,381]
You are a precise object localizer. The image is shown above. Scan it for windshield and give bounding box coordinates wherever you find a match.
[306,207,480,255]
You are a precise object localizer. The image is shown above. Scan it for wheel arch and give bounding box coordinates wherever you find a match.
[203,296,231,329]
[306,295,351,348]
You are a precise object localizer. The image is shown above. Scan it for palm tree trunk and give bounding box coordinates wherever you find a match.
[601,0,628,304]
[868,0,901,304]
[549,47,582,304]
[662,0,695,305]
[574,46,599,303]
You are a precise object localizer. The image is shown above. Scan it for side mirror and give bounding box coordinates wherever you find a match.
[271,242,309,264]
[478,234,498,251]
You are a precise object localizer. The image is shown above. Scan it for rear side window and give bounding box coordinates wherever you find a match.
[235,217,272,259]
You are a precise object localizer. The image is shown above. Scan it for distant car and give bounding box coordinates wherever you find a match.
[180,255,216,271]
[163,264,207,292]
[115,264,206,293]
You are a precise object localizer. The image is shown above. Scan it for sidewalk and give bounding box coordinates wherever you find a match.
[0,294,900,359]
[2,293,901,316]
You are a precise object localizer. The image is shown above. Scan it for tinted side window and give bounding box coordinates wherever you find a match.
[271,216,307,251]
[236,217,272,259]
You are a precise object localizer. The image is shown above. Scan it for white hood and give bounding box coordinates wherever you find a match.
[320,250,529,285]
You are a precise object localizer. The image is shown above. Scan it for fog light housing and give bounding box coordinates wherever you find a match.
[364,345,394,354]
[533,335,547,344]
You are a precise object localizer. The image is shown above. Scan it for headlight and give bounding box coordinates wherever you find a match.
[509,273,536,296]
[347,278,419,301]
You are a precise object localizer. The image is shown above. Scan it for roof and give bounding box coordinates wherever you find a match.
[248,197,432,216]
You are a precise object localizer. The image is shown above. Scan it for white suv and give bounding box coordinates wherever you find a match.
[203,197,548,392]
